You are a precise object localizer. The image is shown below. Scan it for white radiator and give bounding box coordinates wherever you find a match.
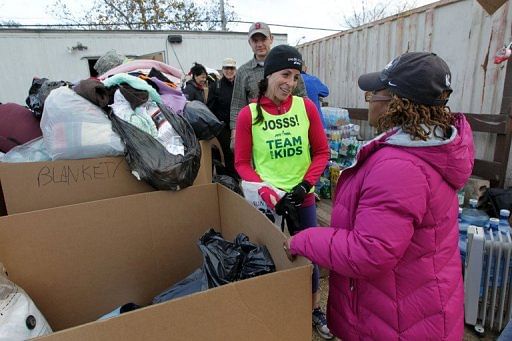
[465,226,512,333]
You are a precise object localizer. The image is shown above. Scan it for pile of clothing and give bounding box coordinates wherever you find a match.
[0,59,227,190]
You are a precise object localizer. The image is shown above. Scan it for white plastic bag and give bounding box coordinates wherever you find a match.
[109,90,158,137]
[41,86,125,160]
[149,106,185,156]
[0,264,52,340]
[2,137,51,163]
[110,90,184,155]
[241,181,285,229]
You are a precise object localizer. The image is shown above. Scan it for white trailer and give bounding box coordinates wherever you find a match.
[0,29,287,104]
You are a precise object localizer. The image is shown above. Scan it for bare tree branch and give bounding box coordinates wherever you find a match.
[103,0,134,29]
[49,0,237,30]
[342,0,417,29]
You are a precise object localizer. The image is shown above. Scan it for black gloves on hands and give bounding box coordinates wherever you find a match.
[289,181,312,207]
[275,194,301,236]
[274,181,311,235]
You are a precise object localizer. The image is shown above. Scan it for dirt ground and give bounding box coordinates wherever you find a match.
[312,277,331,341]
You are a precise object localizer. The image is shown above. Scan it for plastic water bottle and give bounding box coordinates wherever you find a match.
[489,217,500,234]
[457,189,465,207]
[499,209,511,234]
[458,207,467,236]
[461,198,489,227]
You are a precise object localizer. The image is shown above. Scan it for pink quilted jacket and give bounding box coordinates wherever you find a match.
[291,114,474,340]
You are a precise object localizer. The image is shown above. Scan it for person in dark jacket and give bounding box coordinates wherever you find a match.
[207,58,238,178]
[182,63,208,103]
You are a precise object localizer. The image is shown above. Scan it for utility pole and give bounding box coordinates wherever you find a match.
[220,0,227,30]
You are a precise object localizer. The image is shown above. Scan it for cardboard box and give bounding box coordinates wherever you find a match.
[0,140,212,215]
[0,184,311,340]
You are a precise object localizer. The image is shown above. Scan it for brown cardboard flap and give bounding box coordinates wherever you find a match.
[194,140,212,186]
[40,268,311,341]
[0,140,212,215]
[0,157,152,214]
[477,0,507,14]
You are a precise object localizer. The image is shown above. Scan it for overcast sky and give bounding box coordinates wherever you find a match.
[0,0,437,44]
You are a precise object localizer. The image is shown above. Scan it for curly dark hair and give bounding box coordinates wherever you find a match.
[377,91,454,141]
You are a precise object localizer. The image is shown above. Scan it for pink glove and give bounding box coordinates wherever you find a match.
[258,186,280,210]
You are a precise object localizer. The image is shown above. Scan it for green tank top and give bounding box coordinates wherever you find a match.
[250,96,311,192]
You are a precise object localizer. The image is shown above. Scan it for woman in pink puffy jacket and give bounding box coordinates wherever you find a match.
[284,52,474,340]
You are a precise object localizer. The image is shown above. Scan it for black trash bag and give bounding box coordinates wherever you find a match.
[199,229,245,287]
[183,101,224,140]
[212,175,243,195]
[235,234,276,280]
[152,229,276,304]
[152,268,207,304]
[199,229,275,287]
[479,187,512,218]
[109,103,201,190]
[25,78,71,118]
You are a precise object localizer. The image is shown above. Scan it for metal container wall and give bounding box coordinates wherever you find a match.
[299,0,512,184]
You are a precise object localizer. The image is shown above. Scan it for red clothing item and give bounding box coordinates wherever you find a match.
[0,103,42,153]
[235,95,329,206]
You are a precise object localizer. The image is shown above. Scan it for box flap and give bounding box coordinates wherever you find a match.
[39,267,311,341]
[194,140,212,186]
[0,140,212,215]
[0,157,153,214]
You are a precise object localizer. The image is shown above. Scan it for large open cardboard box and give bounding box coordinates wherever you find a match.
[0,140,213,215]
[0,184,311,340]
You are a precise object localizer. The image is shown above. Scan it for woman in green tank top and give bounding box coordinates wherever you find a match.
[233,45,332,339]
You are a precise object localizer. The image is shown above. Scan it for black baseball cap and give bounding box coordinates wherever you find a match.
[358,52,453,106]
